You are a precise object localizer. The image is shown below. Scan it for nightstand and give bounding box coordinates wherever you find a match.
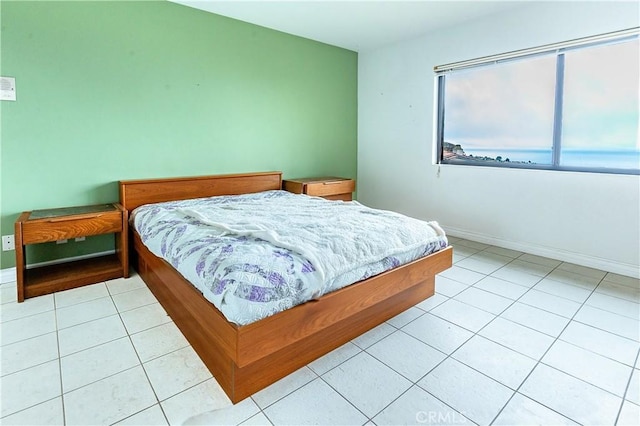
[14,203,129,302]
[283,177,355,201]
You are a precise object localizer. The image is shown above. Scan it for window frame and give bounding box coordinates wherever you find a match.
[435,29,640,175]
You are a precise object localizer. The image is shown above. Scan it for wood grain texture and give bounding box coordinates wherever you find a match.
[119,171,282,211]
[120,171,452,403]
[23,255,123,299]
[282,177,355,200]
[304,179,355,197]
[236,250,449,367]
[14,213,28,302]
[14,204,128,302]
[320,193,353,201]
[232,275,437,401]
[21,210,122,244]
[115,204,130,278]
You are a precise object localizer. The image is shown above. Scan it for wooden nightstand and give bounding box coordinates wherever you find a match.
[283,177,355,201]
[14,203,129,302]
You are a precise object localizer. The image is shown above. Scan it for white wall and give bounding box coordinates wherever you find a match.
[358,1,640,277]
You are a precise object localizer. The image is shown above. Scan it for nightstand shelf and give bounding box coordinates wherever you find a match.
[283,177,355,201]
[15,203,129,302]
[22,254,123,300]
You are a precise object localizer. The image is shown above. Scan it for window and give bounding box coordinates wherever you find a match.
[436,30,639,174]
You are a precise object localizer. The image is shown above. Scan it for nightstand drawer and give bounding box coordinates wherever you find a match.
[321,193,353,201]
[283,177,355,201]
[15,203,129,302]
[22,210,122,244]
[304,179,356,197]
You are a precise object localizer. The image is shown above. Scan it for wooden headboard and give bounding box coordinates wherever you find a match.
[119,171,283,211]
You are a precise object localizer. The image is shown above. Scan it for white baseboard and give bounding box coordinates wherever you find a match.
[0,267,16,285]
[0,250,116,285]
[444,226,640,279]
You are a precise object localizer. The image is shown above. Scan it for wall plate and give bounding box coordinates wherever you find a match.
[1,77,16,101]
[2,235,15,251]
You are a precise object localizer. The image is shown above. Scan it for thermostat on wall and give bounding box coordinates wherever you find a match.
[1,77,16,101]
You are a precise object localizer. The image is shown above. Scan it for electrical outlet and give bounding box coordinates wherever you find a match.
[2,235,15,251]
[56,239,68,244]
[75,236,86,242]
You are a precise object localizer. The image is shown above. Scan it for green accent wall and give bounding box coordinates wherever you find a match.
[0,1,357,269]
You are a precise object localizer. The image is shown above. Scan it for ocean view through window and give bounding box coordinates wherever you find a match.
[436,29,639,174]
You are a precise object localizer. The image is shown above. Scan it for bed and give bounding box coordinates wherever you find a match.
[119,171,453,403]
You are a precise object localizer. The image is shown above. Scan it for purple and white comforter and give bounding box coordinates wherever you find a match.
[132,190,448,325]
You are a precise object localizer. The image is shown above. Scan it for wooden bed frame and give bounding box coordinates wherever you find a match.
[119,171,452,403]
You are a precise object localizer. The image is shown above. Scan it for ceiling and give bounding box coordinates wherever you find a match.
[169,1,528,52]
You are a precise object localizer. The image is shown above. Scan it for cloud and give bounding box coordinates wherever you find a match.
[562,39,639,150]
[443,38,639,151]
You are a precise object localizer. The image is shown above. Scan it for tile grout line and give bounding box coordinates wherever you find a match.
[448,251,639,358]
[0,280,152,329]
[0,295,63,421]
[254,366,322,413]
[2,243,638,425]
[256,306,462,426]
[19,281,168,425]
[112,284,172,426]
[0,396,63,423]
[408,250,542,423]
[488,268,621,425]
[433,250,597,425]
[484,272,577,424]
[613,345,640,426]
[307,316,429,423]
[361,306,465,424]
[261,251,632,421]
[382,289,483,422]
[437,254,559,425]
[60,282,152,425]
[385,250,542,423]
[117,286,323,425]
[362,325,455,424]
[53,289,67,426]
[317,364,396,424]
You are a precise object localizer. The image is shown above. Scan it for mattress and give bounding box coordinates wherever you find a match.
[131,190,448,325]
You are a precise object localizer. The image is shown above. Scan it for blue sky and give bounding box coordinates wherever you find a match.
[443,37,639,152]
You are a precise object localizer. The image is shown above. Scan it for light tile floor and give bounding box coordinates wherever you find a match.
[1,237,639,425]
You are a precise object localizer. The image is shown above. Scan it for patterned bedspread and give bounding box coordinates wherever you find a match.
[132,190,448,325]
